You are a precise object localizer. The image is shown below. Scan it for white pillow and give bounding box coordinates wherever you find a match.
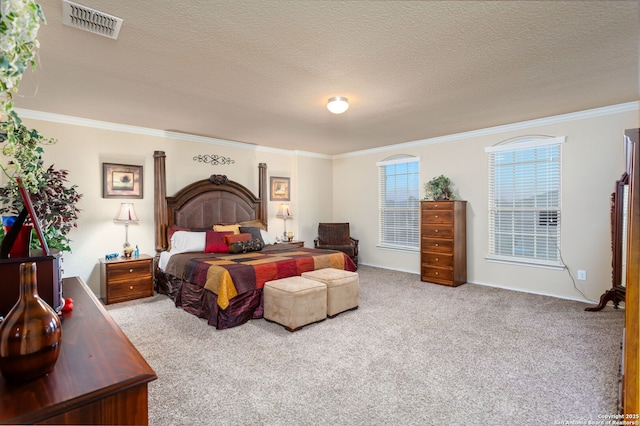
[170,231,206,254]
[158,250,173,271]
[260,229,276,245]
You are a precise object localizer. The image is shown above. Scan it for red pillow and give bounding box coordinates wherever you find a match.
[205,231,234,253]
[224,233,252,245]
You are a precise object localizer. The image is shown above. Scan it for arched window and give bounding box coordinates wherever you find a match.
[484,136,565,268]
[376,155,420,250]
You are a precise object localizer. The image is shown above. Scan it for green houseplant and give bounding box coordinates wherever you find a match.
[0,0,82,253]
[424,175,457,201]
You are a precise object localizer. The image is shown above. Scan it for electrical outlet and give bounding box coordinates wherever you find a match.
[577,270,587,281]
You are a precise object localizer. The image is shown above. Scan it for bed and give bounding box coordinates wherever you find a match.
[152,151,357,329]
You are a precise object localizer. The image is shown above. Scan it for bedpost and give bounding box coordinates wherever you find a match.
[154,151,168,252]
[259,163,267,227]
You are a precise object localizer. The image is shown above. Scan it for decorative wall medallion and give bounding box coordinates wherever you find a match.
[193,154,235,166]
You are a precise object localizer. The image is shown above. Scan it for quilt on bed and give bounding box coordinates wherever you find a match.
[164,247,356,309]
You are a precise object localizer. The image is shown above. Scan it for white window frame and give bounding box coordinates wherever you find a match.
[484,136,565,269]
[376,156,420,251]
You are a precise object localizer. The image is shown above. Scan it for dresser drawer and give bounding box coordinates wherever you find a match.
[421,266,454,284]
[421,209,454,224]
[106,260,152,281]
[107,278,153,303]
[421,238,453,253]
[421,252,453,267]
[420,202,455,211]
[421,224,454,239]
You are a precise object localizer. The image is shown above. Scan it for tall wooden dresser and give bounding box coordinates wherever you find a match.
[420,200,467,286]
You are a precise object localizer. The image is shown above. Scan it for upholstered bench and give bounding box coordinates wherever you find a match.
[302,268,359,318]
[263,276,327,332]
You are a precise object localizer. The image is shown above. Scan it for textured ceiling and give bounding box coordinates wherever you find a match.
[14,1,640,155]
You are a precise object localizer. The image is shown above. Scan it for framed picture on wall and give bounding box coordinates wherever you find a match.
[103,163,143,199]
[270,176,290,201]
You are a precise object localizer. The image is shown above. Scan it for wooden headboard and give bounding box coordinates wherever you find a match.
[153,151,267,252]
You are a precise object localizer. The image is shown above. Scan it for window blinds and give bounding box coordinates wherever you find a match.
[376,156,420,249]
[485,137,564,267]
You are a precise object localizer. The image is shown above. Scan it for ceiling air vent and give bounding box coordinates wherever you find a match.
[62,0,123,40]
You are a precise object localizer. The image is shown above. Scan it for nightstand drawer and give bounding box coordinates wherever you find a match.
[106,260,152,280]
[107,278,153,303]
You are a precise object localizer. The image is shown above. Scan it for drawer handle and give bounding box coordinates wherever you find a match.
[435,243,439,247]
[129,285,134,290]
[435,229,439,233]
[435,272,439,275]
[129,268,134,273]
[434,204,438,208]
[435,257,439,261]
[435,215,438,218]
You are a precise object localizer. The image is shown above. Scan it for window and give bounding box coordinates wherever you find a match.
[485,136,565,268]
[377,156,420,250]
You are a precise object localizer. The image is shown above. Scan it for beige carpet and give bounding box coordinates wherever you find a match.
[107,265,624,425]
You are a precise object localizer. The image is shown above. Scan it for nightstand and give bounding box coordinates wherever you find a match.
[277,240,304,248]
[100,254,154,304]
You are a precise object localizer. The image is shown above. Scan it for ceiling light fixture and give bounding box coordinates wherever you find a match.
[327,96,349,114]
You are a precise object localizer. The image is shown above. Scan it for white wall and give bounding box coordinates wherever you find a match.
[7,114,329,295]
[295,154,334,246]
[333,103,639,302]
[8,102,638,303]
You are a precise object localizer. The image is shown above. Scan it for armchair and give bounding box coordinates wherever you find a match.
[314,223,358,268]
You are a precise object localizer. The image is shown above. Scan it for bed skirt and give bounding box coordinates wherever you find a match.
[155,270,263,330]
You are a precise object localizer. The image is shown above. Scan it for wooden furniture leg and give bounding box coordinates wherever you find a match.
[585,285,626,311]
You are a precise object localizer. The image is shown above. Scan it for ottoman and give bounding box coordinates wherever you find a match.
[263,276,327,332]
[302,268,359,318]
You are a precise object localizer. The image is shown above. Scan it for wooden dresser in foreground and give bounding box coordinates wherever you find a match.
[0,276,157,425]
[420,200,467,286]
[100,254,154,304]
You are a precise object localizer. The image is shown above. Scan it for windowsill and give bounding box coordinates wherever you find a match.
[376,244,419,253]
[485,255,565,271]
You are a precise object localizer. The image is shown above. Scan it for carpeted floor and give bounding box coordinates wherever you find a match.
[107,265,624,426]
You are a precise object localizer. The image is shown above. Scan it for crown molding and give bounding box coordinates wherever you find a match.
[334,101,640,159]
[15,101,638,161]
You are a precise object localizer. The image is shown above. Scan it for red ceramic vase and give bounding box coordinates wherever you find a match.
[0,262,62,382]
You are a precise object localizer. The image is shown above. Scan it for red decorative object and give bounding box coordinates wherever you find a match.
[2,223,32,258]
[0,262,62,382]
[60,297,74,312]
[16,178,49,255]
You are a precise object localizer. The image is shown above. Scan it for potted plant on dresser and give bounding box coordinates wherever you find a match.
[423,174,457,201]
[0,0,82,317]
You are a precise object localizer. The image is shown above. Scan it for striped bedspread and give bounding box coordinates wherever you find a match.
[167,248,356,309]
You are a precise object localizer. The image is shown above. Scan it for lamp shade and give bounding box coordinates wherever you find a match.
[327,96,349,114]
[276,204,292,219]
[115,203,139,222]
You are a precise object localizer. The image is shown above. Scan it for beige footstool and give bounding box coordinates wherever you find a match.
[302,268,359,318]
[263,276,327,332]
